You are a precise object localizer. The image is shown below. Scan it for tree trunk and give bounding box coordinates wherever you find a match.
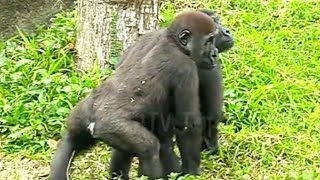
[75,0,160,71]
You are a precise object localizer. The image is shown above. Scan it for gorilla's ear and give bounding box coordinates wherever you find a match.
[179,29,191,46]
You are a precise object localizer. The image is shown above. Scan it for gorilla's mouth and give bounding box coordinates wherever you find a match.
[219,40,234,52]
[225,39,235,45]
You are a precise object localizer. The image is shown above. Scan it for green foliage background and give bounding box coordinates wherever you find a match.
[0,0,319,179]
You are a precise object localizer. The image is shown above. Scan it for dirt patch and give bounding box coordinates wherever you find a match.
[0,154,49,180]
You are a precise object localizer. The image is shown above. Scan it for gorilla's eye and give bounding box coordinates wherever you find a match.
[179,30,191,46]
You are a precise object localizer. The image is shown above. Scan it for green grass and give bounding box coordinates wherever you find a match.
[1,0,320,179]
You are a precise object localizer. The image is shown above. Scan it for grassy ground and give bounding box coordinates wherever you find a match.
[1,0,320,179]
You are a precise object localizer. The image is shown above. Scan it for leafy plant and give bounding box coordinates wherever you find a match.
[1,0,320,179]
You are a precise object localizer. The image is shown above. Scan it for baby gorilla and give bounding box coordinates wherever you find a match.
[49,11,218,180]
[110,9,234,180]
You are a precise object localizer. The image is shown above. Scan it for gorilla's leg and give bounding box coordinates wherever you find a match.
[109,149,133,180]
[50,131,96,180]
[157,137,181,178]
[202,119,220,154]
[155,121,181,176]
[175,126,202,175]
[110,120,180,180]
[92,118,163,179]
[198,62,224,155]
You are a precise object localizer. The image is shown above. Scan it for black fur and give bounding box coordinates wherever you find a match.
[49,11,218,180]
[197,9,234,154]
[111,9,234,179]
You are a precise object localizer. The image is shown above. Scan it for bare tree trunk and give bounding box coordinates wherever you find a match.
[116,0,160,49]
[75,0,160,71]
[75,0,113,70]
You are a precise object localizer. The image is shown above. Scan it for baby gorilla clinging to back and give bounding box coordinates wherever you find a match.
[49,11,219,180]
